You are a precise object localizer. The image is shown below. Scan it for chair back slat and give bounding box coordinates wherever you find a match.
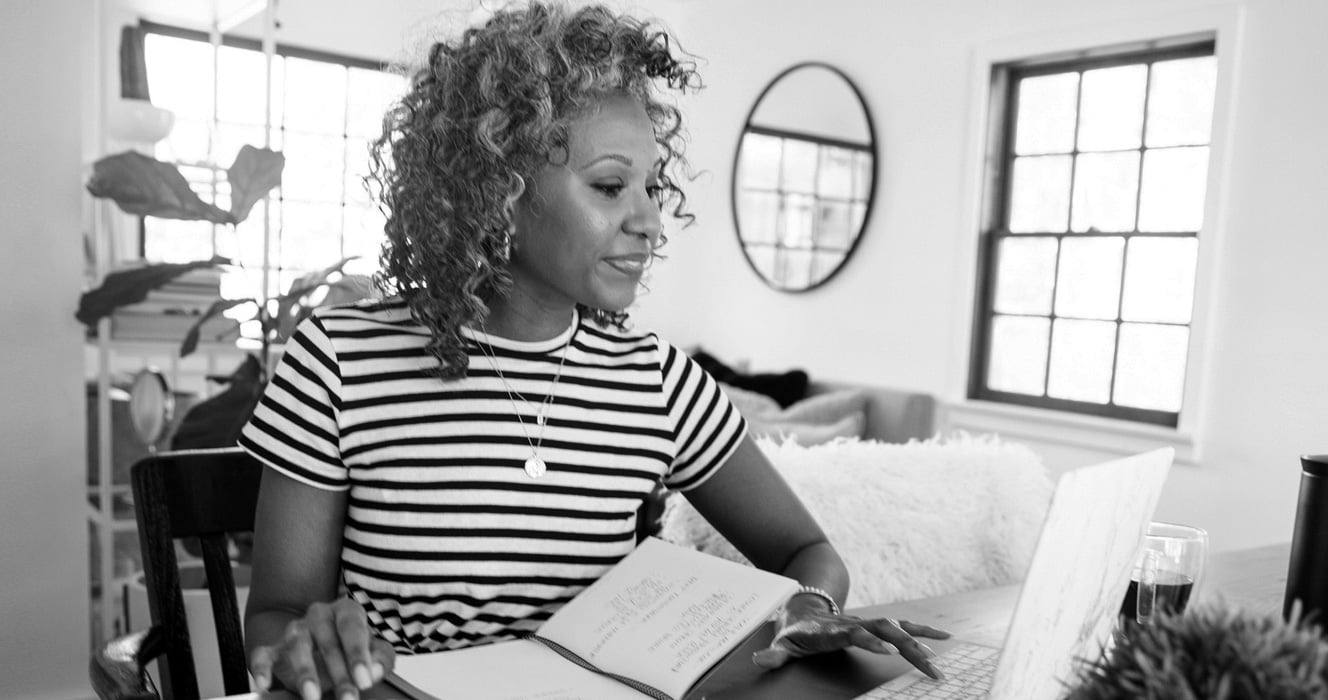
[197,534,250,696]
[131,448,263,700]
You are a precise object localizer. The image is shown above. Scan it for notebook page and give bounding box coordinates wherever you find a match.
[390,639,646,700]
[537,538,799,700]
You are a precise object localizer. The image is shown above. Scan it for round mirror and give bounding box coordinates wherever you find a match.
[128,368,174,449]
[731,63,877,292]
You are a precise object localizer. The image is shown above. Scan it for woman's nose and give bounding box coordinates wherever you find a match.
[624,190,663,245]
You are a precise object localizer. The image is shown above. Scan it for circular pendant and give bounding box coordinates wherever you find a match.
[524,456,547,478]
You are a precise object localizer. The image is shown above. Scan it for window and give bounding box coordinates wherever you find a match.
[141,23,406,303]
[735,127,873,290]
[969,42,1217,427]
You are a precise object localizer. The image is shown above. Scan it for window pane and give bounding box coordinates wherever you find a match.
[1138,147,1209,232]
[738,191,779,244]
[739,133,781,190]
[987,315,1050,395]
[279,201,343,270]
[1008,155,1071,233]
[217,46,270,125]
[1076,65,1147,151]
[853,151,873,200]
[812,251,845,284]
[817,146,854,199]
[745,245,777,283]
[1146,56,1217,147]
[1047,318,1116,403]
[1121,237,1198,324]
[994,236,1058,315]
[346,67,405,138]
[283,57,347,134]
[781,139,818,193]
[1070,152,1139,233]
[780,194,815,248]
[815,201,854,249]
[1055,236,1124,320]
[343,204,386,267]
[344,138,375,206]
[156,118,212,165]
[776,249,813,290]
[227,199,280,269]
[282,132,348,203]
[1114,323,1189,411]
[214,122,277,169]
[1014,72,1079,155]
[144,35,214,121]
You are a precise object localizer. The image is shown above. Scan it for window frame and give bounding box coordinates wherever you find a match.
[945,6,1245,465]
[138,20,396,294]
[968,41,1216,428]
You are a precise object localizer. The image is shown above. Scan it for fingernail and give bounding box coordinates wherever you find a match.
[353,665,373,690]
[255,674,270,691]
[302,679,321,700]
[920,642,938,659]
[371,662,384,682]
[925,661,947,681]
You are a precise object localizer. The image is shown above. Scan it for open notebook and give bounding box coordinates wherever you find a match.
[388,537,800,700]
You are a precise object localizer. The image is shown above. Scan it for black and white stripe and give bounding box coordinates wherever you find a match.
[239,297,745,652]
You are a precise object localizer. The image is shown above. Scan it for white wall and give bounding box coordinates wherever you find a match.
[633,0,1328,554]
[0,2,93,698]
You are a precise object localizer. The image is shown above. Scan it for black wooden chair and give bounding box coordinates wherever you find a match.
[90,448,263,700]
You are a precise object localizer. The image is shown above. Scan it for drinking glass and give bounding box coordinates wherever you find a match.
[1119,521,1209,625]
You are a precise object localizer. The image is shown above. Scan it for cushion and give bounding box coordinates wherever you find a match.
[657,433,1054,608]
[748,411,866,446]
[723,384,870,444]
[694,351,808,407]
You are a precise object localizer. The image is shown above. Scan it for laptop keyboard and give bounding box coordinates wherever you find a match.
[854,642,998,699]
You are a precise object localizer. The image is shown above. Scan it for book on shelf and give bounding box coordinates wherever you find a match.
[388,537,800,700]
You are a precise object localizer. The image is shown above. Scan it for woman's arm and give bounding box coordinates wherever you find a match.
[681,434,948,679]
[681,435,847,600]
[245,467,394,700]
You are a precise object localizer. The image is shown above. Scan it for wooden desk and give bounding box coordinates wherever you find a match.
[219,543,1291,700]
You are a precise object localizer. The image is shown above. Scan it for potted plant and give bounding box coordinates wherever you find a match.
[1066,605,1328,699]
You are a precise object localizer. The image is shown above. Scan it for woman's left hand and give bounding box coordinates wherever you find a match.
[752,598,951,680]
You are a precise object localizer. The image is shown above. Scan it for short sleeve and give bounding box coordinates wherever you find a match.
[238,315,348,490]
[657,339,748,491]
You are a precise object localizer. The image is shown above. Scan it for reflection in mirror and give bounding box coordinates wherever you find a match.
[732,63,876,291]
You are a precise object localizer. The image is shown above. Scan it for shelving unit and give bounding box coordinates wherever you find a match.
[85,0,275,648]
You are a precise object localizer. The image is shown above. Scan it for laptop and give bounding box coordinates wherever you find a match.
[857,446,1175,700]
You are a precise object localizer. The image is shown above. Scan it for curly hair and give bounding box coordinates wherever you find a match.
[369,1,701,379]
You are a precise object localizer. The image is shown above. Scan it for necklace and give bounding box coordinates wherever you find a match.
[475,323,573,479]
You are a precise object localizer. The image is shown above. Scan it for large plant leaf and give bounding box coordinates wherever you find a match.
[268,257,363,340]
[228,145,285,223]
[180,297,251,358]
[87,151,234,224]
[76,256,230,326]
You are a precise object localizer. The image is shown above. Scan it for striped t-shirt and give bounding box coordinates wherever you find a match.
[238,297,746,652]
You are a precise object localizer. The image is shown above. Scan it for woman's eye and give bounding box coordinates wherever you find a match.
[593,183,625,197]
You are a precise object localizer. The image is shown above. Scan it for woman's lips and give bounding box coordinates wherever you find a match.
[603,253,649,276]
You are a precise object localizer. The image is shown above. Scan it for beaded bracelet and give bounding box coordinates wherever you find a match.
[794,585,842,616]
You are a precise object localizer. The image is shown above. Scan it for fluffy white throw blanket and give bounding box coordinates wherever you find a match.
[658,434,1054,608]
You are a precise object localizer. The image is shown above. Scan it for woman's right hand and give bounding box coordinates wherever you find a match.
[248,598,396,700]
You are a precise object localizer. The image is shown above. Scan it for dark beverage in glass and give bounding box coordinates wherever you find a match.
[1120,571,1195,622]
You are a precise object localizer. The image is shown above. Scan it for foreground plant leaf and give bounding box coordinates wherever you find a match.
[227,145,285,223]
[76,256,230,326]
[86,151,233,224]
[180,297,250,358]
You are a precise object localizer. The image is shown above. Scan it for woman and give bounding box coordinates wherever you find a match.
[242,4,947,699]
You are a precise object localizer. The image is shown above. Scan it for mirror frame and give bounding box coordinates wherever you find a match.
[729,61,879,293]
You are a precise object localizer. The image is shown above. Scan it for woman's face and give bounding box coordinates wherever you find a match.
[509,92,663,314]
